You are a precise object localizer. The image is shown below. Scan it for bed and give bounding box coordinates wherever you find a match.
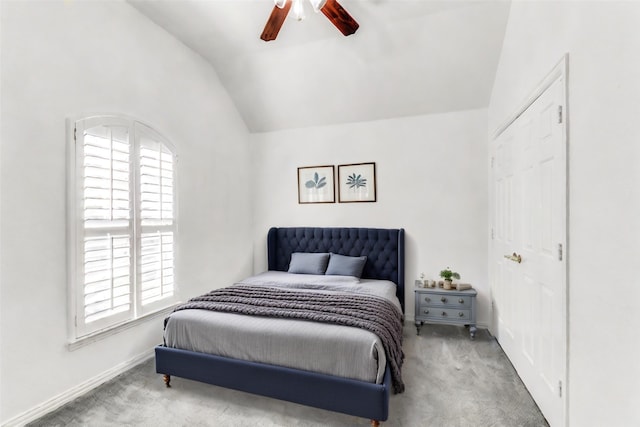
[155,227,405,426]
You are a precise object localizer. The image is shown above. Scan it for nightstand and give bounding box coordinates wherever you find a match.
[414,287,477,339]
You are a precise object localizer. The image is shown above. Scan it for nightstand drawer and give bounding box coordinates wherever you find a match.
[418,307,471,321]
[417,294,472,308]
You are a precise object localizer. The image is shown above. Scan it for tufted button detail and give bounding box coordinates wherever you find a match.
[270,227,400,285]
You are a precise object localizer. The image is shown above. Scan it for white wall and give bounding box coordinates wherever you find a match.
[0,1,252,423]
[250,110,489,324]
[0,2,4,419]
[489,1,640,425]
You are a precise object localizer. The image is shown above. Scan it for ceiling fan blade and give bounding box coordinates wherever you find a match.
[260,1,293,41]
[320,0,359,36]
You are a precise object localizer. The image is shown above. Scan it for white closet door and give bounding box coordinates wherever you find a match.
[490,72,567,426]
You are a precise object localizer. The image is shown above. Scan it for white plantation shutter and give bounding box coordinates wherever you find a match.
[83,234,131,323]
[78,122,133,333]
[137,129,176,311]
[139,140,174,227]
[83,126,130,228]
[72,116,177,338]
[140,232,174,305]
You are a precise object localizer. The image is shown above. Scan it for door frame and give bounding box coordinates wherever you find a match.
[489,53,569,426]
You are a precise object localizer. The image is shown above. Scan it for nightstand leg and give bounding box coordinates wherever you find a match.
[469,325,477,340]
[415,321,423,335]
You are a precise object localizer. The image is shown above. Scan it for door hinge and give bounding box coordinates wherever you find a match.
[74,126,77,142]
[558,105,563,124]
[558,380,563,397]
[74,315,78,327]
[558,243,563,261]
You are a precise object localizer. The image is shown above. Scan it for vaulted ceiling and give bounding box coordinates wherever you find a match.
[128,0,511,133]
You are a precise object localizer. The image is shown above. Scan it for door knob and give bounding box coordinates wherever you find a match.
[504,252,522,263]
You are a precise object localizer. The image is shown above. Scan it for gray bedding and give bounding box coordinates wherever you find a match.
[163,271,402,384]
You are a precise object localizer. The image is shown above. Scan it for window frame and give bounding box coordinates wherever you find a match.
[67,115,179,342]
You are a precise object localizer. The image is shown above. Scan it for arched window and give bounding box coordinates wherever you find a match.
[69,115,177,338]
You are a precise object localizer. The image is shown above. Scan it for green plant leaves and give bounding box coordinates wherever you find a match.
[305,172,327,189]
[439,267,460,280]
[346,173,367,189]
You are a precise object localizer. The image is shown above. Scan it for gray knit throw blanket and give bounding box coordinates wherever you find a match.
[171,284,405,393]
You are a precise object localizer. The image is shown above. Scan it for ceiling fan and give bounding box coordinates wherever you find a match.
[260,0,359,41]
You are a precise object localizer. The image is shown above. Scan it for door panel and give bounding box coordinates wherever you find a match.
[490,74,567,426]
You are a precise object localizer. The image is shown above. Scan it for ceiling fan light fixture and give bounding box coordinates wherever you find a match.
[260,0,358,41]
[273,0,287,9]
[291,0,305,21]
[309,0,327,13]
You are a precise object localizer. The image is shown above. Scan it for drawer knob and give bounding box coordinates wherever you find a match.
[441,311,447,316]
[425,297,431,303]
[440,297,447,303]
[459,312,464,317]
[424,310,429,314]
[458,298,464,304]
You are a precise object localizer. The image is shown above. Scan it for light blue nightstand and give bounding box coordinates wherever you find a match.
[414,287,477,339]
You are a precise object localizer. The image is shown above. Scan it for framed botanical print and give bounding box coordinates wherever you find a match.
[297,165,335,204]
[338,162,376,203]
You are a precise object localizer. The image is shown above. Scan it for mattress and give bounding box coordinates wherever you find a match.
[163,271,402,384]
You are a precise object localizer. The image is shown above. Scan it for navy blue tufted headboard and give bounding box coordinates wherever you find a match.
[267,227,405,312]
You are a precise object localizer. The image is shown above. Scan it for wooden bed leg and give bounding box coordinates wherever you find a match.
[371,420,380,427]
[163,374,171,388]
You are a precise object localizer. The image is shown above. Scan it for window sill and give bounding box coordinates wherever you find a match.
[68,303,181,352]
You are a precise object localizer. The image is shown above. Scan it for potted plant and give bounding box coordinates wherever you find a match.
[439,267,460,290]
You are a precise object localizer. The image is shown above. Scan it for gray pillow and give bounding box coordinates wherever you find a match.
[325,253,367,278]
[288,252,330,275]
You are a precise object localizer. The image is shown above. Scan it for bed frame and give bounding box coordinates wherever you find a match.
[155,227,405,426]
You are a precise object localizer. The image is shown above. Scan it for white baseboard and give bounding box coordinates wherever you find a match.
[2,349,155,427]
